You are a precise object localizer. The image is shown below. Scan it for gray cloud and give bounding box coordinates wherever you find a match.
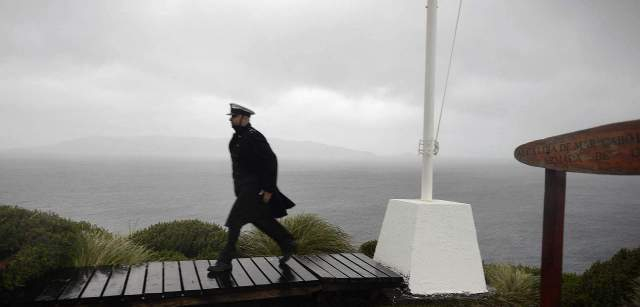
[1,0,638,158]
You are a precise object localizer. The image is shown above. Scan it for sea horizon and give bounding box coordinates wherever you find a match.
[1,155,638,273]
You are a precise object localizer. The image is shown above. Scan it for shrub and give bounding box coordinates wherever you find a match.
[195,244,226,260]
[150,250,189,261]
[73,230,155,267]
[560,272,587,307]
[579,247,640,306]
[484,263,539,307]
[627,276,640,306]
[0,206,84,291]
[359,240,377,258]
[129,220,227,258]
[239,214,354,257]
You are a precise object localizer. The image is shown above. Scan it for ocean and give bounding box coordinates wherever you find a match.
[0,156,638,273]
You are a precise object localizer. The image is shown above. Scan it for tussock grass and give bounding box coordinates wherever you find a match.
[239,213,354,257]
[484,263,539,307]
[73,230,155,267]
[628,276,640,306]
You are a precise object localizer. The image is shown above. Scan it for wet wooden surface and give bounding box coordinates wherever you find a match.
[101,265,128,298]
[179,260,201,294]
[34,253,403,306]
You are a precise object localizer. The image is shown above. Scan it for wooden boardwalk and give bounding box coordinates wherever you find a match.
[34,253,403,306]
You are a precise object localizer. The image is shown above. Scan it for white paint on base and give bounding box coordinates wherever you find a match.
[374,199,487,295]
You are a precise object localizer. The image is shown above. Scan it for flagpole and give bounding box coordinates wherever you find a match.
[421,0,437,201]
[374,0,487,294]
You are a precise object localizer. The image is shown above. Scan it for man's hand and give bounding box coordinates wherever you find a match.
[259,190,272,204]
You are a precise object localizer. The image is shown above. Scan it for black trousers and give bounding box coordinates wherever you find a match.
[218,217,294,264]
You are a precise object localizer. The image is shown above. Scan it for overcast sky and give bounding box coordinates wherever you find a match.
[1,0,638,159]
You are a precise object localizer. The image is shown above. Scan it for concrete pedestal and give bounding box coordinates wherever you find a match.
[374,199,487,295]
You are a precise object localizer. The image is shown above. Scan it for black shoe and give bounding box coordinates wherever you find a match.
[279,241,297,265]
[207,261,232,273]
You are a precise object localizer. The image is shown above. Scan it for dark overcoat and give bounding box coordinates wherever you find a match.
[224,124,295,227]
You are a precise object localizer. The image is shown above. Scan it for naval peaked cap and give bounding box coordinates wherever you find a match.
[227,103,255,116]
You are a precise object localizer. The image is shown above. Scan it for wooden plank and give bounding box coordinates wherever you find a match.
[102,265,129,297]
[163,261,182,296]
[238,258,270,286]
[80,266,111,299]
[179,260,201,294]
[540,169,566,307]
[351,253,404,282]
[317,254,363,279]
[328,254,376,279]
[514,119,640,175]
[57,267,95,300]
[251,257,284,284]
[292,255,333,279]
[304,255,349,280]
[206,260,236,288]
[34,269,74,302]
[283,257,319,282]
[35,279,69,302]
[230,259,254,287]
[338,253,389,278]
[194,260,220,292]
[144,262,163,296]
[216,271,236,288]
[124,263,147,296]
[266,256,304,283]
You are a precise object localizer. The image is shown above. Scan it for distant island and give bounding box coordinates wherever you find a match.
[1,136,418,162]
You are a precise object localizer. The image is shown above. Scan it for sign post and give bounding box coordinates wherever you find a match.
[515,119,640,307]
[541,169,566,306]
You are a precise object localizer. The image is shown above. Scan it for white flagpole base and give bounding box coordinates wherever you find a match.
[374,199,487,295]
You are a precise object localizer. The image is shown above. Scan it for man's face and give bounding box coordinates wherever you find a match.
[229,114,244,126]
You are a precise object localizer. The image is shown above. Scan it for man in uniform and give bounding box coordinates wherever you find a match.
[208,103,297,273]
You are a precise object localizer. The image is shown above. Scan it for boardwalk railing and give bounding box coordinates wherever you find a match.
[34,253,404,306]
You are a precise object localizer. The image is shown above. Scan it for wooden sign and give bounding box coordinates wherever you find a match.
[514,119,640,175]
[514,119,640,307]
